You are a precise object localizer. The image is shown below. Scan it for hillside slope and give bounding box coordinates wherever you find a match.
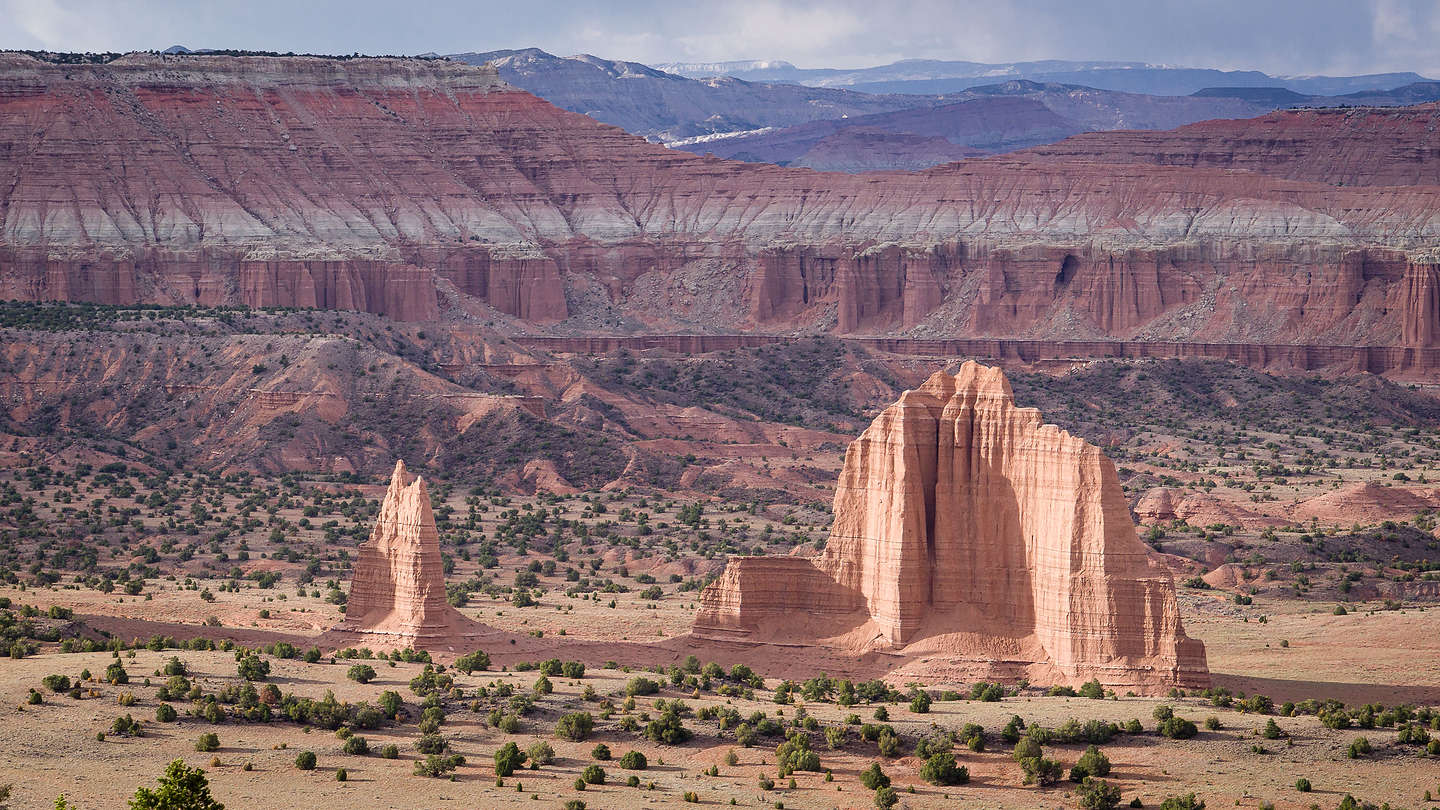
[1,52,1439,358]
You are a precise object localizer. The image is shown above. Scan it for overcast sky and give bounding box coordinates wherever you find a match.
[3,0,1438,77]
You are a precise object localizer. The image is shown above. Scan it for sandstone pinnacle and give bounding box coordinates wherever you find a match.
[694,361,1209,692]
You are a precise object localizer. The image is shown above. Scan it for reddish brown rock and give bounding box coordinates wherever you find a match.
[1,53,1438,349]
[324,460,495,652]
[694,362,1209,692]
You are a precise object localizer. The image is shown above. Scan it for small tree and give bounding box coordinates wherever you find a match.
[581,765,605,785]
[874,786,899,810]
[860,762,890,790]
[294,751,316,770]
[494,741,527,777]
[194,733,219,753]
[128,760,224,810]
[346,664,377,684]
[618,750,647,770]
[342,736,369,755]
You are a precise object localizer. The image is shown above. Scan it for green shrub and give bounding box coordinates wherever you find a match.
[1347,737,1372,758]
[556,712,595,741]
[416,734,449,755]
[236,655,270,682]
[909,690,931,714]
[776,732,821,774]
[1158,795,1204,810]
[294,751,316,770]
[591,743,611,761]
[381,744,399,759]
[626,677,660,696]
[619,750,647,770]
[876,730,901,757]
[1021,756,1063,786]
[1077,777,1123,810]
[342,736,369,755]
[494,741,527,777]
[346,664,376,684]
[155,704,178,723]
[1159,717,1198,739]
[919,752,967,786]
[1070,745,1112,781]
[1294,778,1311,792]
[581,765,605,785]
[874,786,899,809]
[859,762,890,790]
[413,753,465,777]
[129,760,223,810]
[528,740,555,766]
[194,733,219,752]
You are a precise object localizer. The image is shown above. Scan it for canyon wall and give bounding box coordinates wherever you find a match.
[694,362,1210,692]
[1,54,1439,353]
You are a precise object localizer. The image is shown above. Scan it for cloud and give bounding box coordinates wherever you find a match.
[3,0,102,50]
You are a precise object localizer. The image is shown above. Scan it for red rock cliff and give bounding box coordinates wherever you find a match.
[1,53,1437,344]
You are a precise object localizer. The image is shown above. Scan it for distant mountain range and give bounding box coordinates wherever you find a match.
[164,46,1440,172]
[674,81,1274,170]
[445,48,931,142]
[653,57,1435,97]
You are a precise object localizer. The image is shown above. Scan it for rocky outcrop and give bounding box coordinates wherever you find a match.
[694,362,1209,691]
[1023,104,1440,187]
[2,53,1439,347]
[1401,262,1440,348]
[325,460,494,651]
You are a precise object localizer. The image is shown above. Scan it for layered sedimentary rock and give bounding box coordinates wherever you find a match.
[326,460,492,650]
[1,53,1439,349]
[694,362,1209,691]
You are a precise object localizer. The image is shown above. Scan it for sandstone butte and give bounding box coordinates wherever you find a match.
[2,53,1440,364]
[693,361,1210,693]
[321,460,495,652]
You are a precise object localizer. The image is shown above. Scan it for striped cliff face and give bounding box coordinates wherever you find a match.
[1,54,1439,347]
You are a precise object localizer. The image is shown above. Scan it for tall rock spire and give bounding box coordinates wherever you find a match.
[694,361,1209,692]
[325,460,493,651]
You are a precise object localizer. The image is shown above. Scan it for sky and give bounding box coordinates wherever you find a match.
[2,0,1439,77]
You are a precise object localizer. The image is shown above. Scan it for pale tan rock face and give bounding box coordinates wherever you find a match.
[694,361,1209,692]
[327,460,492,651]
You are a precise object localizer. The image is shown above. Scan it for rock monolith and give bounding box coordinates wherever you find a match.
[694,361,1209,692]
[324,460,493,652]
